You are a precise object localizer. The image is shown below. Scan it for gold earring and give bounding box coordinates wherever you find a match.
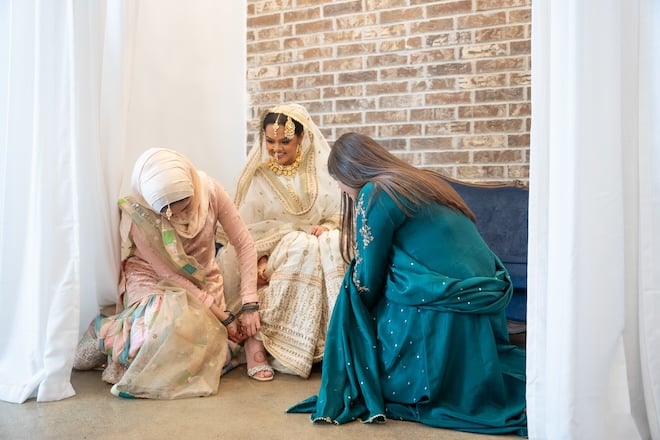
[284,116,295,139]
[165,205,172,220]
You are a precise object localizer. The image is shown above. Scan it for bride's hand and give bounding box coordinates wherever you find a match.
[310,225,328,237]
[257,255,269,286]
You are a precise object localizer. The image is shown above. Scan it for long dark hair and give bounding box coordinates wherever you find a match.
[328,132,476,262]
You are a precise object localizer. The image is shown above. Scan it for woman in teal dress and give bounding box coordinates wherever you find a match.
[288,132,527,436]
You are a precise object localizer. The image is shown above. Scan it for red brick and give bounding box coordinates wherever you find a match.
[379,94,425,109]
[458,104,506,118]
[476,57,525,72]
[457,12,507,29]
[283,8,321,23]
[427,121,471,135]
[379,124,423,137]
[475,25,526,42]
[427,1,473,16]
[474,119,524,132]
[429,63,472,76]
[424,151,471,164]
[460,135,506,147]
[457,165,506,179]
[248,13,281,27]
[295,19,334,34]
[475,0,530,11]
[410,18,454,34]
[367,82,408,94]
[323,85,365,98]
[410,108,456,121]
[322,112,363,125]
[336,13,377,29]
[283,35,322,49]
[338,71,378,84]
[282,62,321,76]
[410,48,456,63]
[323,57,363,72]
[366,0,408,10]
[473,149,523,162]
[337,42,377,56]
[458,74,507,89]
[426,91,472,105]
[475,87,525,102]
[295,74,334,88]
[365,110,407,123]
[380,66,424,80]
[366,54,408,67]
[381,7,424,23]
[323,1,363,16]
[412,78,456,92]
[509,8,532,23]
[283,88,321,101]
[508,134,530,146]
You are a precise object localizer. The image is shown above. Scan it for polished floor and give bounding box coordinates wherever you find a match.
[0,364,522,440]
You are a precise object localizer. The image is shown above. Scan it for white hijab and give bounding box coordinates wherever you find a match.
[130,148,210,238]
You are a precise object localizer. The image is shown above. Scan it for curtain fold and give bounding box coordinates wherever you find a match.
[637,1,660,438]
[529,0,659,438]
[0,0,246,404]
[0,0,128,403]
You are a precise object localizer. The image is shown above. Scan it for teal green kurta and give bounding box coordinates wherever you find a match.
[288,182,527,436]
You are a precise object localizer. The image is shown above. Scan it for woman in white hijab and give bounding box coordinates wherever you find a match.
[217,103,346,379]
[73,148,261,398]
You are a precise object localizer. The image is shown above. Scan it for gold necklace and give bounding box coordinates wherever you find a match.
[267,150,302,177]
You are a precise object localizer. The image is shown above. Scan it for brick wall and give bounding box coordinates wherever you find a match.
[246,0,531,183]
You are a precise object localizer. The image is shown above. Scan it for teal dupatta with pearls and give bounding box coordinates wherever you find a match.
[288,182,527,436]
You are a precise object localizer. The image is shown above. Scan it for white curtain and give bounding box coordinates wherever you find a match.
[0,0,246,404]
[528,0,660,439]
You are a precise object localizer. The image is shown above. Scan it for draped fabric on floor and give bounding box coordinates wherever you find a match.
[0,0,246,404]
[528,0,660,438]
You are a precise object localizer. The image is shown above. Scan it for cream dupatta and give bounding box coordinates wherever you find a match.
[216,104,345,377]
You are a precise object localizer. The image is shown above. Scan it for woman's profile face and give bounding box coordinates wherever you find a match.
[264,123,302,166]
[161,197,192,218]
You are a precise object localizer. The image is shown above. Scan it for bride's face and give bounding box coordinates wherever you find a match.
[263,123,302,166]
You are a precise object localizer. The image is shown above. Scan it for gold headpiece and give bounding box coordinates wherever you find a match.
[284,116,296,139]
[271,114,296,139]
[272,116,280,136]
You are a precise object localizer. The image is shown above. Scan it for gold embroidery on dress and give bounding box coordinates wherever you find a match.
[285,182,304,210]
[354,193,370,293]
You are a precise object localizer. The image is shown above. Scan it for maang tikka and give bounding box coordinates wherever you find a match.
[272,116,280,136]
[284,115,295,139]
[272,114,295,139]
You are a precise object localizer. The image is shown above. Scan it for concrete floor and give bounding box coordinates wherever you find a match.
[0,365,520,440]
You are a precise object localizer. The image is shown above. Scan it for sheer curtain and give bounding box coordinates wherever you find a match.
[0,0,246,404]
[528,0,660,438]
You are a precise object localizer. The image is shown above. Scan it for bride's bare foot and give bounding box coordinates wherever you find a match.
[244,336,274,382]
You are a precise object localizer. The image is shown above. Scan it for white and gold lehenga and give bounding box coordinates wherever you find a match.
[216,104,346,378]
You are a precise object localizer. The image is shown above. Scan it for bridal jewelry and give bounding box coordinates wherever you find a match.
[268,149,302,177]
[272,116,280,136]
[165,205,172,220]
[284,116,295,139]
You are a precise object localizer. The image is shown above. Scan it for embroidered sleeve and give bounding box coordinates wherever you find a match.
[351,183,406,305]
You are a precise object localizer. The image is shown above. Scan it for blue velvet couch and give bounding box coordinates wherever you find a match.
[444,177,528,343]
